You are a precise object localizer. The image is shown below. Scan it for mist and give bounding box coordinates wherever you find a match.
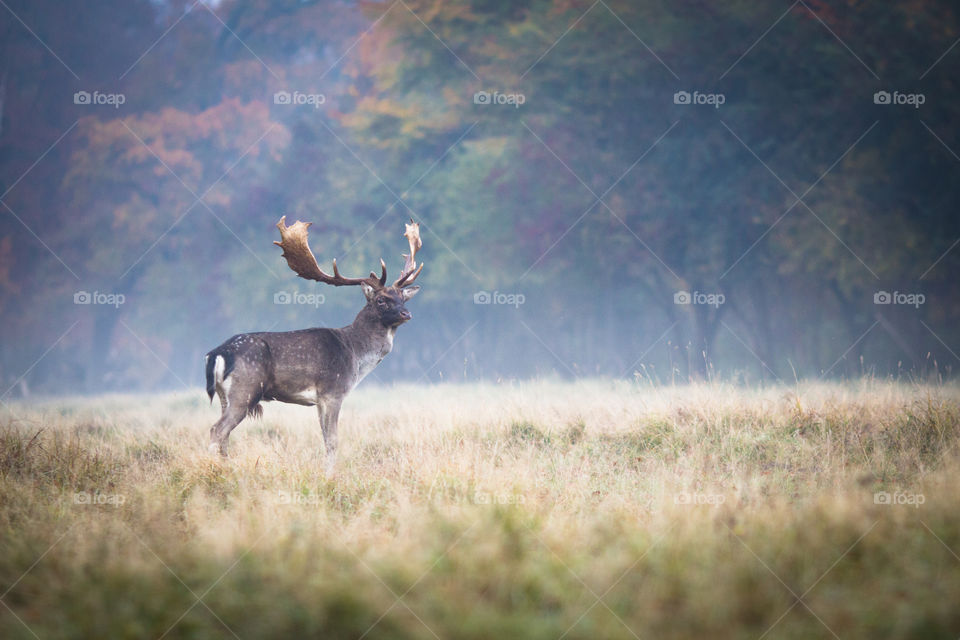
[1,0,958,395]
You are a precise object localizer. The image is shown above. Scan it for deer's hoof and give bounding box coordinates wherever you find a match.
[208,441,226,457]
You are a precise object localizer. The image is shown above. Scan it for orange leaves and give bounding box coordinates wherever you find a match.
[61,99,291,268]
[70,99,290,195]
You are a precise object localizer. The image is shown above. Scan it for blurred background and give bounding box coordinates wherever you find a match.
[1,0,958,394]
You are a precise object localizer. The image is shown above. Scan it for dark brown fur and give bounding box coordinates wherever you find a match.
[204,284,419,465]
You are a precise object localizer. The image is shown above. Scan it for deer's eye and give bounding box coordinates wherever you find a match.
[376,298,386,306]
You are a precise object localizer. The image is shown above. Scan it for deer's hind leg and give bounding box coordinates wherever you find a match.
[209,377,262,456]
[209,403,246,456]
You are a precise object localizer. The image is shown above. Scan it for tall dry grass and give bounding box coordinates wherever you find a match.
[1,379,959,638]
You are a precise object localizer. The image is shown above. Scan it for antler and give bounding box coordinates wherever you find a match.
[274,216,386,288]
[394,218,423,287]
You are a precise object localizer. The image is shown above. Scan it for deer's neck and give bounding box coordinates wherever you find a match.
[342,307,396,372]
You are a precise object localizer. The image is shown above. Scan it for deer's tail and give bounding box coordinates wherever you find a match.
[204,350,235,401]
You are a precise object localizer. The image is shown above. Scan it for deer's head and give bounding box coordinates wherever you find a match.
[359,281,420,327]
[274,216,422,328]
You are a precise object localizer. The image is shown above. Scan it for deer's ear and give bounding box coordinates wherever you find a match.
[400,286,420,301]
[361,282,377,300]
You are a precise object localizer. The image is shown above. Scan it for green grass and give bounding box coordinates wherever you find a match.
[1,379,959,638]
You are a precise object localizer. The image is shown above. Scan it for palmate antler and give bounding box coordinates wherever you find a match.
[274,216,422,289]
[394,219,422,288]
[274,216,386,287]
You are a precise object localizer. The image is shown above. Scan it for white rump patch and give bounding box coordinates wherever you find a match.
[213,355,231,398]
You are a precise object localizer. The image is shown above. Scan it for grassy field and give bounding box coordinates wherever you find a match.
[2,379,960,639]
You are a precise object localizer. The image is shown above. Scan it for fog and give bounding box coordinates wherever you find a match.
[1,0,958,395]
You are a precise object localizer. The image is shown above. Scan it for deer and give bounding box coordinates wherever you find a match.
[204,216,422,469]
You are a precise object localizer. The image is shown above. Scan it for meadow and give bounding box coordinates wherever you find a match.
[1,379,959,639]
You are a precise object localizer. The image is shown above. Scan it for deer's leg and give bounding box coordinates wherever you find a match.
[209,382,259,456]
[318,397,343,474]
[209,405,246,456]
[209,385,229,454]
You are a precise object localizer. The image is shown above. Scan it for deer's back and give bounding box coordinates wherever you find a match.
[208,327,357,404]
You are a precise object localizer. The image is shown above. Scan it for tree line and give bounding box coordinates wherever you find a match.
[1,0,958,392]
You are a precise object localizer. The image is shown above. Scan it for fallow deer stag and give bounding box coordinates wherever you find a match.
[204,217,422,468]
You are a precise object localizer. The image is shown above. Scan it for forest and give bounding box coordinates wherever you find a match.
[1,0,958,392]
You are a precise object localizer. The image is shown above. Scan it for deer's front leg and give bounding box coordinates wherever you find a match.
[318,397,343,474]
